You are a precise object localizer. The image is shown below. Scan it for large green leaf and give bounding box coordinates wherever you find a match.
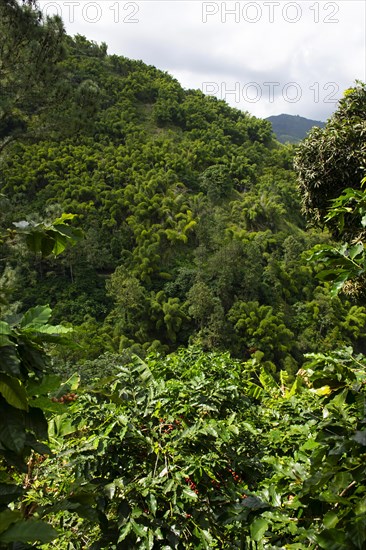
[19,305,51,329]
[24,432,51,455]
[0,405,26,453]
[29,396,64,414]
[348,518,366,549]
[354,429,366,446]
[0,510,21,534]
[0,484,24,506]
[323,511,339,529]
[0,346,21,377]
[259,368,279,395]
[149,493,157,516]
[51,235,68,256]
[48,414,75,438]
[34,324,72,335]
[0,322,11,336]
[0,519,58,543]
[0,322,13,349]
[117,522,132,543]
[330,272,351,297]
[0,334,12,348]
[25,406,49,440]
[53,213,77,224]
[14,215,82,258]
[130,518,146,538]
[250,517,268,542]
[348,242,364,260]
[25,230,53,256]
[0,374,28,411]
[316,528,348,549]
[26,374,61,397]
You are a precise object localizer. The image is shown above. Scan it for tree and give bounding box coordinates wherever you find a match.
[199,165,233,202]
[228,300,295,366]
[296,83,366,297]
[0,0,65,151]
[295,82,366,239]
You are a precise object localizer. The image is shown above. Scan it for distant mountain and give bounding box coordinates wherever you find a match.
[266,114,325,144]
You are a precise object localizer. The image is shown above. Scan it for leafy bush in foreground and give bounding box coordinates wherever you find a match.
[24,347,366,549]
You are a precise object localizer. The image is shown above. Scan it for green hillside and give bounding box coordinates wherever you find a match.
[266,114,325,143]
[1,35,364,369]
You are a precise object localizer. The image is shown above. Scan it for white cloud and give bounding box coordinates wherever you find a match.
[39,0,366,120]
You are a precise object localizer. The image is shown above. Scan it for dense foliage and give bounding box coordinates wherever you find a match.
[1,1,366,547]
[2,32,365,369]
[0,216,82,546]
[0,0,65,150]
[9,347,366,549]
[295,82,366,238]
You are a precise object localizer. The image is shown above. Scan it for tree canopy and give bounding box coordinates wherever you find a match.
[0,0,66,151]
[295,82,366,239]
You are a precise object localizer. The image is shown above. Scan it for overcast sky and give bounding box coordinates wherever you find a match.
[39,0,366,121]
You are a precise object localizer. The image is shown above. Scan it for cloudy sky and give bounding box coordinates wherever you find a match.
[39,0,366,121]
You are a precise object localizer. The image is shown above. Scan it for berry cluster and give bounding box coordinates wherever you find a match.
[227,467,242,483]
[51,392,78,403]
[159,418,181,434]
[185,477,199,494]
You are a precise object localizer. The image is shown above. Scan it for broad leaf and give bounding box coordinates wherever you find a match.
[348,242,364,260]
[19,306,51,329]
[0,375,28,411]
[348,518,366,548]
[0,519,58,543]
[25,407,49,440]
[26,374,61,397]
[323,511,339,529]
[0,510,21,534]
[354,429,366,446]
[316,528,347,549]
[0,406,26,454]
[246,382,266,400]
[250,517,268,542]
[0,321,11,338]
[0,484,24,506]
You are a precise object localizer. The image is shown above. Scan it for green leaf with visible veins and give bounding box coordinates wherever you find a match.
[250,517,268,542]
[19,305,52,328]
[0,375,28,411]
[0,510,21,534]
[0,405,26,453]
[0,519,58,543]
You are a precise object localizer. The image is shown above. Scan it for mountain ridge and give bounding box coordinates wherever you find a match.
[266,113,325,143]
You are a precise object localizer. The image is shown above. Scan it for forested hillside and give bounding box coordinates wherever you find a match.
[2,34,365,372]
[1,2,366,548]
